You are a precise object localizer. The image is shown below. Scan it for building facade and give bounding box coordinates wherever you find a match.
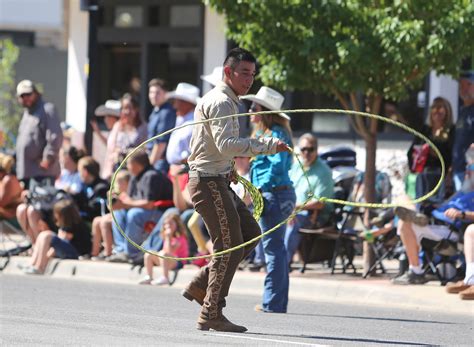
[1,0,466,155]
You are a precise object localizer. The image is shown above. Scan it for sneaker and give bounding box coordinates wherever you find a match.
[106,253,129,263]
[459,286,474,300]
[394,207,429,226]
[23,266,43,275]
[91,253,108,261]
[138,275,153,285]
[446,280,470,294]
[151,276,169,286]
[392,271,428,285]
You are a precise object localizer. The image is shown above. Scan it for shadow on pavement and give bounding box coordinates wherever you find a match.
[285,312,458,325]
[245,331,435,346]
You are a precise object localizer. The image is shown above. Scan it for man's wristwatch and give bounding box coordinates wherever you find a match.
[461,211,466,220]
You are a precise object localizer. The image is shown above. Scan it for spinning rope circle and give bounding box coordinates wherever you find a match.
[109,108,445,261]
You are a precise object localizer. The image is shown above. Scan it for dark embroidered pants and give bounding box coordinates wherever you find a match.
[187,176,261,320]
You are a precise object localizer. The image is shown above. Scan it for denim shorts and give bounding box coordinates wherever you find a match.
[50,235,79,259]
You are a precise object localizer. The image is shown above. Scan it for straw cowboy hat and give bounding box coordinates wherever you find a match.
[241,86,290,120]
[200,67,223,87]
[167,82,200,105]
[94,99,121,117]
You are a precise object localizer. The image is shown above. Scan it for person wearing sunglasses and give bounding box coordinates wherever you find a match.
[242,86,296,313]
[284,133,335,268]
[15,79,63,190]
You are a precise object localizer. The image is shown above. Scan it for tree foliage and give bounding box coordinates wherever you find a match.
[206,0,474,206]
[0,38,21,150]
[207,0,473,105]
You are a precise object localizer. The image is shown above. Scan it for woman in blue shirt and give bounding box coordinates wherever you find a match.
[242,87,296,313]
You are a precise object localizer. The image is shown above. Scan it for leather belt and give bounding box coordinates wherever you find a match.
[189,171,230,179]
[265,185,293,192]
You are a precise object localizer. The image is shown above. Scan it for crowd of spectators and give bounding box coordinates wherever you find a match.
[1,70,473,301]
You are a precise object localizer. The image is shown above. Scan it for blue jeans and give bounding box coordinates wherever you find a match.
[284,212,311,265]
[50,236,79,259]
[112,208,163,258]
[260,188,296,313]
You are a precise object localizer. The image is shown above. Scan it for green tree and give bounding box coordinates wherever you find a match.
[206,0,474,270]
[0,38,21,150]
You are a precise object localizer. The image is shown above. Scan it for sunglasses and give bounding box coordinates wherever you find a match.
[19,93,33,98]
[300,147,315,153]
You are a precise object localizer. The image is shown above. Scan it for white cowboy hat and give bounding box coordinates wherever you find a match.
[167,82,200,105]
[241,86,290,120]
[94,99,121,117]
[200,67,223,87]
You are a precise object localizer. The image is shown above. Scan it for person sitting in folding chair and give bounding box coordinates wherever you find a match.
[393,191,474,285]
[284,133,334,266]
[393,147,474,285]
[446,223,474,300]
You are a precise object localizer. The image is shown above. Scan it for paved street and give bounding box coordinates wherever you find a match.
[1,275,472,346]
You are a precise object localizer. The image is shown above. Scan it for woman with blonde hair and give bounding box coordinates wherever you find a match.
[242,86,296,313]
[408,96,455,173]
[0,153,23,219]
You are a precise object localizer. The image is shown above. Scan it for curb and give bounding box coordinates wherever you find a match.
[2,256,473,315]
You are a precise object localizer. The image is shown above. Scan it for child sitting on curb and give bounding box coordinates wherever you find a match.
[138,213,189,285]
[23,199,91,274]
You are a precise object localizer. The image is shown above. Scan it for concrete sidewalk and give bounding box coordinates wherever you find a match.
[2,255,473,315]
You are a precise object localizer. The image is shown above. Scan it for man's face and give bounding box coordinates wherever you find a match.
[149,85,167,107]
[459,79,474,102]
[225,61,256,96]
[18,91,38,108]
[172,99,194,116]
[298,138,318,166]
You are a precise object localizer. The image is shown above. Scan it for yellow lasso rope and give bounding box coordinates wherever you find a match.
[109,108,445,261]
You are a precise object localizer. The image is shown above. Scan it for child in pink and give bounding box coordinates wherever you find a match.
[139,212,189,285]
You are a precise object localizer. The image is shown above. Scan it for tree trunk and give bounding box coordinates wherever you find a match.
[362,95,382,275]
[363,132,377,275]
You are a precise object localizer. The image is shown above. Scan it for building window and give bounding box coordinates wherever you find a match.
[0,31,35,47]
[170,5,201,27]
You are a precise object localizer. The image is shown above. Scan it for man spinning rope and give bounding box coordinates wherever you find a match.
[183,48,289,332]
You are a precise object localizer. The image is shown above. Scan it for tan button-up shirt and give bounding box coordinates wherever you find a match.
[188,82,279,175]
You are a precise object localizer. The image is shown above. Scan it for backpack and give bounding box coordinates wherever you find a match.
[27,184,71,212]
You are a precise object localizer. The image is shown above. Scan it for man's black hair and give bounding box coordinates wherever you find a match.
[223,47,257,70]
[128,148,150,168]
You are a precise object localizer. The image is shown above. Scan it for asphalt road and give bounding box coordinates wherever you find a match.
[1,274,472,346]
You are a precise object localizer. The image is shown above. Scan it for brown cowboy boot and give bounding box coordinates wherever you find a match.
[181,283,206,306]
[196,313,247,333]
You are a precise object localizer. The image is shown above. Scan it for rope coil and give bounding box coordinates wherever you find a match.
[109,108,445,261]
